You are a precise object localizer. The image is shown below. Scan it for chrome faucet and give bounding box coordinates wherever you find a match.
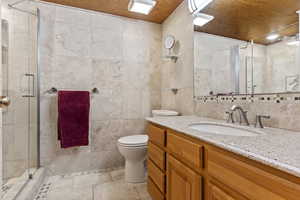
[230,105,250,126]
[255,115,271,128]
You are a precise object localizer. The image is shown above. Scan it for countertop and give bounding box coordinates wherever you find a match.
[146,116,300,178]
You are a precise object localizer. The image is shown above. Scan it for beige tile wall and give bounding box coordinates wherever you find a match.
[161,1,195,115]
[195,98,300,131]
[37,2,162,175]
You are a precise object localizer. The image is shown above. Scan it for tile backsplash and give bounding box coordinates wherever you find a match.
[194,93,300,131]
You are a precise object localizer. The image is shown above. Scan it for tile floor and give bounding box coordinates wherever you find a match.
[34,168,151,200]
[2,168,38,200]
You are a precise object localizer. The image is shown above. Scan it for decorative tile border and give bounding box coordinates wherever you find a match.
[195,93,300,104]
[33,167,124,200]
[34,183,52,200]
[1,184,12,197]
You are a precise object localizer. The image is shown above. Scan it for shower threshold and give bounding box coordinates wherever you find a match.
[2,168,45,200]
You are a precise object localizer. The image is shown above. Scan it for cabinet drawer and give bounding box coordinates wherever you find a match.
[148,177,164,200]
[148,160,165,193]
[167,131,204,168]
[208,150,300,200]
[147,124,166,147]
[148,142,166,171]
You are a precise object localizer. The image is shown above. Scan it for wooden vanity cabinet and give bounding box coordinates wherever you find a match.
[167,130,204,169]
[208,181,241,200]
[167,154,202,200]
[147,123,300,200]
[147,124,167,199]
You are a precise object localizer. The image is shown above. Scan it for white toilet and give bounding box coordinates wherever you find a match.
[118,135,149,183]
[152,110,179,117]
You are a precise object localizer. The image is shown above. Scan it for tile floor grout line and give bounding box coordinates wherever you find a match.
[32,168,151,200]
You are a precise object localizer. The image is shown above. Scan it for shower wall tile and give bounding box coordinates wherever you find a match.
[91,120,124,152]
[39,21,55,57]
[37,2,162,175]
[12,10,29,33]
[38,2,56,22]
[53,55,92,89]
[55,6,91,27]
[91,88,124,121]
[90,13,124,31]
[4,160,27,181]
[90,27,123,60]
[54,22,91,58]
[123,88,143,119]
[91,59,124,89]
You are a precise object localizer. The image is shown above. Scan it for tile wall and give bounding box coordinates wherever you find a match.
[160,1,194,115]
[37,2,162,175]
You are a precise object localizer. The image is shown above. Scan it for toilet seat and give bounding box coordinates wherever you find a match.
[118,135,148,147]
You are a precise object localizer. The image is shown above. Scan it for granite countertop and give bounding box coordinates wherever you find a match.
[146,115,300,178]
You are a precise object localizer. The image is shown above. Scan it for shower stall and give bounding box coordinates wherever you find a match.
[1,0,40,198]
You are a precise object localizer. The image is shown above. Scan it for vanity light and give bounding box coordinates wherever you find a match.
[193,13,214,26]
[188,0,213,14]
[128,0,156,15]
[266,33,280,41]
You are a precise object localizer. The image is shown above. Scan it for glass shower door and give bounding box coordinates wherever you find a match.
[1,3,38,197]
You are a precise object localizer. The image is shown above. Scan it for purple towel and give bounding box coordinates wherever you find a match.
[58,91,90,148]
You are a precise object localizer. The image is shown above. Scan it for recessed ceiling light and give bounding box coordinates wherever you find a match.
[193,13,214,26]
[128,0,156,15]
[188,0,213,14]
[266,33,280,41]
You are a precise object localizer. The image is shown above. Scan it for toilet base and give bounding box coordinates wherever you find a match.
[125,160,146,183]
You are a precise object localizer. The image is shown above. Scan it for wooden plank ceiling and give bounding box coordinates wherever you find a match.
[197,0,300,44]
[41,0,183,23]
[42,0,300,44]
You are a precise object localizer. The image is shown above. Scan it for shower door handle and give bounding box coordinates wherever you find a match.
[0,96,10,107]
[22,73,35,97]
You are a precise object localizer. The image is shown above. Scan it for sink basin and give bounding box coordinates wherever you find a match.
[188,122,263,137]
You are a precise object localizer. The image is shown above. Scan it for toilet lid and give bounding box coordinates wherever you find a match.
[118,135,149,147]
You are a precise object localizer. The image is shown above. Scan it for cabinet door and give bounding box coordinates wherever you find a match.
[167,155,202,200]
[208,182,236,200]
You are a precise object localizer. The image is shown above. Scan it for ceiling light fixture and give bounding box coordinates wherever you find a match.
[188,0,213,14]
[193,13,214,26]
[128,0,157,15]
[266,33,280,41]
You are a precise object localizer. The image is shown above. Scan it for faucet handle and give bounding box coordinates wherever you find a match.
[255,115,271,128]
[259,115,270,119]
[226,111,234,123]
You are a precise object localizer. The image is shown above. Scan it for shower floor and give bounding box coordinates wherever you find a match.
[34,168,151,200]
[2,168,38,200]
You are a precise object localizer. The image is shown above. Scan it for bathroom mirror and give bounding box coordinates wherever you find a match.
[194,25,300,97]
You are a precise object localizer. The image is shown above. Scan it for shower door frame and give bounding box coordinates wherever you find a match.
[1,1,41,186]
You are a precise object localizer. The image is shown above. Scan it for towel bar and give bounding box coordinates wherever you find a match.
[46,87,99,94]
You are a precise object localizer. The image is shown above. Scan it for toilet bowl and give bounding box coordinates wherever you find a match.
[117,135,149,183]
